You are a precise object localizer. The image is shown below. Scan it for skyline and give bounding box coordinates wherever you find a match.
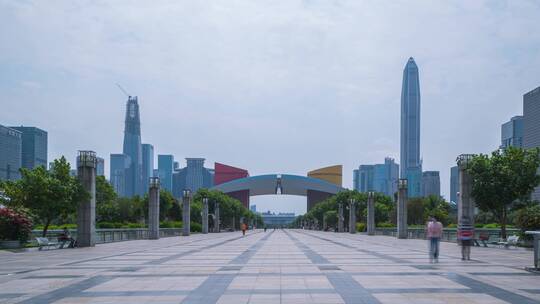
[2,1,540,214]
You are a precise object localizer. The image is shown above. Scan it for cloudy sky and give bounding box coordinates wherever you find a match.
[1,1,540,214]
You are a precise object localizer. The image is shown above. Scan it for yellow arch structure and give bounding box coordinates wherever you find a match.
[307,165,342,187]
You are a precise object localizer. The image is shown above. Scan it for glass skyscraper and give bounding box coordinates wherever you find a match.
[353,158,399,197]
[523,86,540,201]
[122,96,143,197]
[96,157,105,176]
[422,171,440,198]
[500,116,524,149]
[450,166,459,204]
[158,154,174,193]
[400,57,422,197]
[110,153,130,196]
[0,125,22,181]
[142,144,154,194]
[9,126,47,170]
[171,158,214,199]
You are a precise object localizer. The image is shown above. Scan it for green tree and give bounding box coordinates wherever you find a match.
[407,198,425,225]
[468,147,540,239]
[96,175,118,222]
[1,157,88,236]
[323,210,338,228]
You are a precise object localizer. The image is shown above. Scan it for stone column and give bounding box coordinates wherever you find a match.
[214,202,220,233]
[367,191,375,236]
[349,198,356,234]
[457,154,475,227]
[182,189,191,236]
[338,203,344,232]
[76,151,97,247]
[202,198,209,234]
[397,178,408,239]
[148,177,160,240]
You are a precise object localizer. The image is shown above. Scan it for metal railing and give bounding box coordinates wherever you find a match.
[374,227,520,243]
[30,228,182,245]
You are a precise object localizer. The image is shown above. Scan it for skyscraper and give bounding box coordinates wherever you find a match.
[523,86,540,201]
[422,171,440,198]
[96,157,105,176]
[158,154,174,193]
[122,96,143,197]
[450,166,459,204]
[500,116,524,149]
[142,144,154,193]
[171,158,214,199]
[110,153,130,196]
[0,125,22,181]
[9,126,47,170]
[400,57,422,197]
[353,158,399,197]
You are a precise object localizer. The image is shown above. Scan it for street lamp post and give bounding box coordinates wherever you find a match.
[349,198,356,234]
[182,189,191,236]
[338,202,344,232]
[367,191,375,236]
[148,177,160,240]
[202,197,209,234]
[397,179,408,239]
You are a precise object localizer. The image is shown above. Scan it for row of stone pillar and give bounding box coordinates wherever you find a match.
[75,150,220,247]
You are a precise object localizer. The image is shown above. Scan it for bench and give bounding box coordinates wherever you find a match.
[36,237,59,250]
[474,232,490,247]
[497,235,520,249]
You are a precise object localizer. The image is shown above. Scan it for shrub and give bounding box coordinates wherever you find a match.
[160,221,182,228]
[483,223,500,229]
[96,222,117,229]
[515,205,540,239]
[356,223,366,232]
[191,222,202,232]
[0,207,33,243]
[376,222,395,228]
[125,223,146,229]
[447,223,457,228]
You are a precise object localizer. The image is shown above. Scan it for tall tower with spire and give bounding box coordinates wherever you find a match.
[400,57,422,197]
[122,96,143,197]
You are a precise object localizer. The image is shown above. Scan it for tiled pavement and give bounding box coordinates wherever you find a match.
[0,230,539,303]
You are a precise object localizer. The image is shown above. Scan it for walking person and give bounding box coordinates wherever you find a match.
[241,222,247,236]
[426,217,443,263]
[458,216,473,261]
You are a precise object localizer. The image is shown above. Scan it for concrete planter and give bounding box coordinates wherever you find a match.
[0,240,21,249]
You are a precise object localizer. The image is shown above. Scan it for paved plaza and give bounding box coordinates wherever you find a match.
[0,230,539,304]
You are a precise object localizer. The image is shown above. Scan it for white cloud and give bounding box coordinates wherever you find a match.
[1,0,539,212]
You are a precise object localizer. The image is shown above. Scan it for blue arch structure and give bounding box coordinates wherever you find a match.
[211,174,345,210]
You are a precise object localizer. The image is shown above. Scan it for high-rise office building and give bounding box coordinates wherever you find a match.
[110,153,130,196]
[353,158,399,197]
[122,96,143,197]
[158,155,174,193]
[0,125,22,181]
[400,57,422,197]
[422,171,440,198]
[142,144,154,193]
[450,166,459,204]
[501,116,524,149]
[96,157,105,176]
[171,158,214,199]
[9,126,47,170]
[523,86,540,201]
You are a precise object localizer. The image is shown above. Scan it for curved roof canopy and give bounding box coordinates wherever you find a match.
[211,174,344,197]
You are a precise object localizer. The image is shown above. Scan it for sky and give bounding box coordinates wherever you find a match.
[1,1,540,215]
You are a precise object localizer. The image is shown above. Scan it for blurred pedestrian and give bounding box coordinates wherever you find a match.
[426,217,443,263]
[241,223,247,236]
[458,216,473,261]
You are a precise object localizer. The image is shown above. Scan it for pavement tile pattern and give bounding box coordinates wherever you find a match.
[0,229,539,303]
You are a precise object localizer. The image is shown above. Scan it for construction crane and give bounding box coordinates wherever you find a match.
[116,83,132,99]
